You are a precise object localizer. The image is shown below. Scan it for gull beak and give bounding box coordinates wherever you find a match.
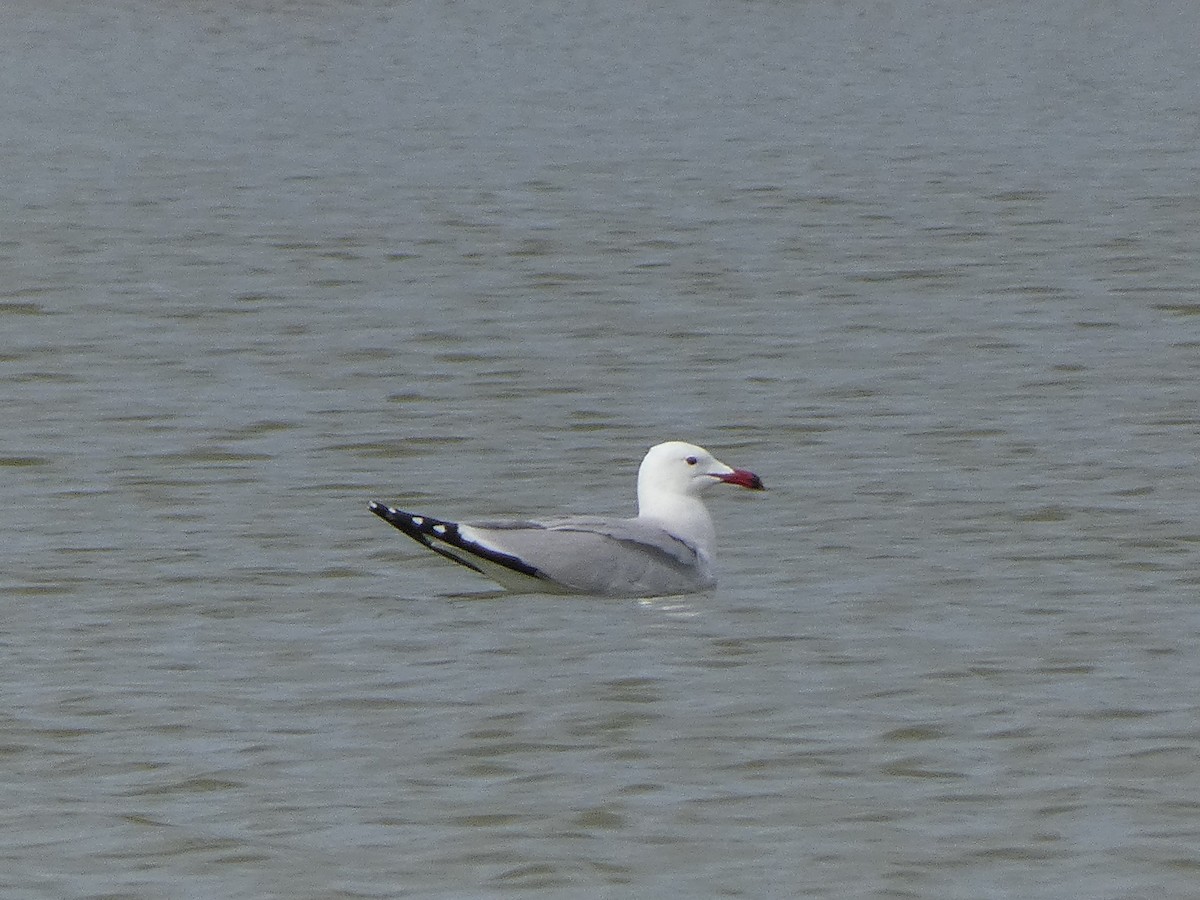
[713,468,765,490]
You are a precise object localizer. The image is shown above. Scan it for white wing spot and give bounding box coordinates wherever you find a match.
[433,524,447,534]
[412,516,424,526]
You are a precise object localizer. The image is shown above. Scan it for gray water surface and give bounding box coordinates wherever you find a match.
[3,1,1200,897]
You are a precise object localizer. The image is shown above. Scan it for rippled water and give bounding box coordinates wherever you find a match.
[4,0,1200,897]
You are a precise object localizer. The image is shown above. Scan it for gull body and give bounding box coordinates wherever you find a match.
[369,441,764,597]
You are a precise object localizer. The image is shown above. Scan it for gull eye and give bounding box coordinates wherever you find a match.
[686,456,698,466]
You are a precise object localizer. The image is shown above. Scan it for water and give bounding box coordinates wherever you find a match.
[3,0,1200,896]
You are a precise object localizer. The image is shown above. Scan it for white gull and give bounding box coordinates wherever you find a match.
[368,440,764,597]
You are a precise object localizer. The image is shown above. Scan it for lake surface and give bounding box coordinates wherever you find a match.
[3,0,1200,897]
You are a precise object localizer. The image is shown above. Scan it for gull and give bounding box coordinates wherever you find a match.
[368,440,764,597]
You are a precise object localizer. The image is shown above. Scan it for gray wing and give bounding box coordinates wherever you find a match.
[461,515,714,597]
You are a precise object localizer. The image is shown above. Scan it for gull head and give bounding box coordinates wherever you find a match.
[638,441,764,500]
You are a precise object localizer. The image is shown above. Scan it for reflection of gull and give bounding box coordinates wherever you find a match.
[369,441,764,597]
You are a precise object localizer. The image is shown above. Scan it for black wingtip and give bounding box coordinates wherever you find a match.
[369,501,425,538]
[369,500,400,526]
[368,502,546,582]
